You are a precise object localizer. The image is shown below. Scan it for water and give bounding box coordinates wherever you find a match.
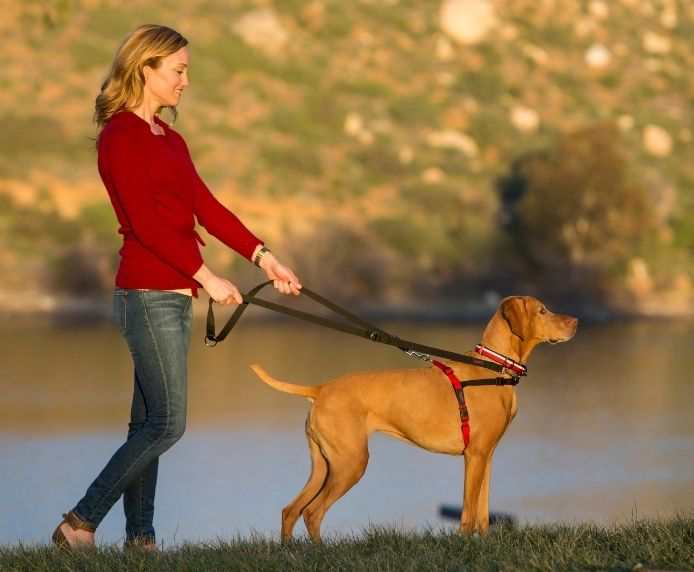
[1,308,692,546]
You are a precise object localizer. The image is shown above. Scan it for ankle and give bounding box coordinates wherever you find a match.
[64,511,97,533]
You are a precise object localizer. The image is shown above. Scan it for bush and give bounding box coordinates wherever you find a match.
[497,123,656,290]
[47,246,112,297]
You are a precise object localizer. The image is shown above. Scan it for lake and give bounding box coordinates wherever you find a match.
[1,304,692,547]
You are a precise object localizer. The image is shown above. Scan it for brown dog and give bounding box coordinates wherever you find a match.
[250,296,577,541]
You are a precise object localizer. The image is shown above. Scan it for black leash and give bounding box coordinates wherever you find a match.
[205,281,505,374]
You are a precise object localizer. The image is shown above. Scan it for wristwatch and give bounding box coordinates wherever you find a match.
[253,245,271,267]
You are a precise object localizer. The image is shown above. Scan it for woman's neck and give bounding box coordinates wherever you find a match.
[129,97,161,126]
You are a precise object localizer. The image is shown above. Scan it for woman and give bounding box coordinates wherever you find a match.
[52,24,302,550]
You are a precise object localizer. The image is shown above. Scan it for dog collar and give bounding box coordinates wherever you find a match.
[474,344,528,376]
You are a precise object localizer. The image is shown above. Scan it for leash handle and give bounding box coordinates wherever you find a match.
[205,280,273,346]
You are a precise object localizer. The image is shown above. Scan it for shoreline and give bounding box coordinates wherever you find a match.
[1,291,692,324]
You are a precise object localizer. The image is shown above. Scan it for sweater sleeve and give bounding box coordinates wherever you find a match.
[177,136,263,261]
[105,129,204,278]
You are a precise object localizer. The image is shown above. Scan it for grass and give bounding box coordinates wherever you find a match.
[454,68,507,104]
[70,36,117,72]
[0,113,95,177]
[349,140,407,183]
[260,141,324,179]
[83,6,161,39]
[0,191,80,256]
[388,93,443,126]
[334,78,394,99]
[1,517,692,571]
[262,89,344,145]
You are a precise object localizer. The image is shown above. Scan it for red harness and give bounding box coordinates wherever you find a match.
[432,346,526,452]
[432,359,471,449]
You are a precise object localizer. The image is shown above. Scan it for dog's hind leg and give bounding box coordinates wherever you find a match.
[281,423,328,541]
[301,429,369,542]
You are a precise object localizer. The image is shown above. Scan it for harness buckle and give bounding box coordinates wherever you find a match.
[404,349,432,362]
[502,366,523,377]
[204,336,218,347]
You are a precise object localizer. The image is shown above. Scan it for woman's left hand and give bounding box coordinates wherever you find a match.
[260,253,302,296]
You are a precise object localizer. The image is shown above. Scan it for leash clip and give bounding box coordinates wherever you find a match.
[404,349,432,362]
[204,336,218,347]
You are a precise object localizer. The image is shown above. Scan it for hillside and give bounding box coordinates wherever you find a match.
[1,0,692,316]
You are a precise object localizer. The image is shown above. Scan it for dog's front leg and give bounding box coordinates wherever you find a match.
[460,450,488,535]
[474,455,493,535]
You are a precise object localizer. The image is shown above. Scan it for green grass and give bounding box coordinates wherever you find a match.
[468,108,512,150]
[260,141,324,179]
[0,114,68,157]
[334,78,394,99]
[349,140,407,183]
[0,190,80,256]
[509,16,578,51]
[0,113,95,178]
[454,72,506,104]
[83,6,162,39]
[389,93,442,126]
[2,518,692,571]
[263,90,344,144]
[70,36,117,72]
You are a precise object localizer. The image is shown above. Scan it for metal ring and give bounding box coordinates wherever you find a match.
[204,336,217,347]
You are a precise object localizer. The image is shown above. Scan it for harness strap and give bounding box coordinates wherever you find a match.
[431,360,521,452]
[432,360,470,449]
[205,281,504,372]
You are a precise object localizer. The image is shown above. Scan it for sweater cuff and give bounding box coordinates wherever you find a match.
[243,238,264,262]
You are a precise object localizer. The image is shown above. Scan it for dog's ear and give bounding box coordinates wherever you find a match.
[501,297,529,340]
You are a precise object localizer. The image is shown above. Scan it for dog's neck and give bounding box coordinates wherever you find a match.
[480,312,539,365]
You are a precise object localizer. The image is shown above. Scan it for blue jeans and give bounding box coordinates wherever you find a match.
[72,289,193,543]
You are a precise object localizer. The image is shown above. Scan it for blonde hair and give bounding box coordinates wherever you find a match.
[94,24,188,144]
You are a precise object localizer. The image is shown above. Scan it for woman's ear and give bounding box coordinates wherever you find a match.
[501,297,529,340]
[141,64,152,84]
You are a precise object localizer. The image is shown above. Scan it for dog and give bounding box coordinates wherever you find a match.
[250,296,577,541]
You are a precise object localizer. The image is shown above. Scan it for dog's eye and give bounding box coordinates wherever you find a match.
[539,308,547,314]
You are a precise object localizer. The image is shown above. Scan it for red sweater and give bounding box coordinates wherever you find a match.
[98,110,263,297]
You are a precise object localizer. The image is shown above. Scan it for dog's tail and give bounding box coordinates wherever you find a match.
[250,364,320,401]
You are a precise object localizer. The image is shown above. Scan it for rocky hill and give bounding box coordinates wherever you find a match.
[1,0,691,317]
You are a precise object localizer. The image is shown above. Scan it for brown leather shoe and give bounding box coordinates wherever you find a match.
[51,511,96,549]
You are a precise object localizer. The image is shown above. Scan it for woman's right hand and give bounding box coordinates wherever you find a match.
[205,275,243,305]
[194,264,243,305]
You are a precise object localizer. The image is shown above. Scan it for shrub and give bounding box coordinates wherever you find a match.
[497,122,657,292]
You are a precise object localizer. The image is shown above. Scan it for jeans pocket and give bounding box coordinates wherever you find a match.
[113,290,128,333]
